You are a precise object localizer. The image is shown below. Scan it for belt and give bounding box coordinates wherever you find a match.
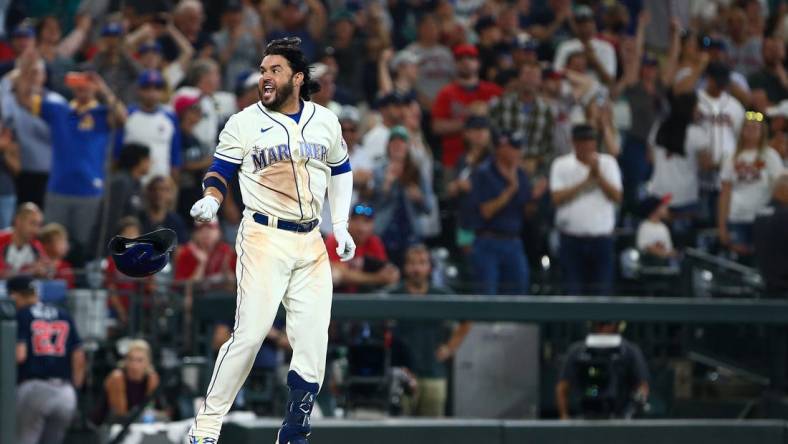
[252,212,319,233]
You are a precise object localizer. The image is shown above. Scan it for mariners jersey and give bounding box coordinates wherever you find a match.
[214,101,348,222]
[17,302,82,382]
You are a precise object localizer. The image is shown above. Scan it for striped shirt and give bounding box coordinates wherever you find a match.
[489,93,556,168]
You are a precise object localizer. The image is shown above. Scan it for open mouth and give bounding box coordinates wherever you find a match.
[263,83,275,101]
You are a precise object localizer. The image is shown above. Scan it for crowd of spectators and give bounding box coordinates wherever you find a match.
[1,0,788,435]
[0,0,784,297]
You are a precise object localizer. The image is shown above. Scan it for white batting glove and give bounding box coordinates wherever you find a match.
[333,225,356,262]
[190,196,220,223]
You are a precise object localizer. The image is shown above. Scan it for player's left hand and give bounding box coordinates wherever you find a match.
[333,227,356,262]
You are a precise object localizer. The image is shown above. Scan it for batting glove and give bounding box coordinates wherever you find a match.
[333,225,356,262]
[190,196,220,223]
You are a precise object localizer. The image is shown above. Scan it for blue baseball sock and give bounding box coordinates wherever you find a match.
[278,371,319,444]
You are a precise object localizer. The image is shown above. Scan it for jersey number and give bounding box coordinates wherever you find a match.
[30,320,70,356]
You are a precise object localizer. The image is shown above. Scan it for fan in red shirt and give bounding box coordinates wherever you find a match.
[431,44,503,169]
[175,220,236,307]
[325,203,399,293]
[39,222,76,288]
[0,203,47,278]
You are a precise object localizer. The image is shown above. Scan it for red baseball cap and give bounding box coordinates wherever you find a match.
[173,94,200,117]
[453,44,479,59]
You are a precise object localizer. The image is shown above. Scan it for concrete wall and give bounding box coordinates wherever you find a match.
[220,418,788,444]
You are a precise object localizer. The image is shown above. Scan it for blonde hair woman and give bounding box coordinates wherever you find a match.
[718,111,785,255]
[102,339,160,421]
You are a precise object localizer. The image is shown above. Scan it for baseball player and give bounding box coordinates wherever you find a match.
[12,274,86,444]
[187,37,355,444]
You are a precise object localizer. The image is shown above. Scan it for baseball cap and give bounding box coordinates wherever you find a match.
[474,15,497,34]
[352,203,375,218]
[574,5,594,21]
[638,194,672,218]
[101,22,123,37]
[223,0,243,13]
[330,9,355,23]
[453,44,479,59]
[514,34,539,52]
[642,54,659,67]
[390,50,420,71]
[465,115,490,129]
[338,105,361,124]
[7,275,35,294]
[234,71,260,96]
[542,67,563,81]
[173,94,201,117]
[11,23,34,39]
[571,124,597,140]
[137,69,165,88]
[700,35,725,50]
[310,62,330,80]
[375,91,402,109]
[493,129,524,148]
[766,100,788,119]
[139,41,162,54]
[388,125,409,142]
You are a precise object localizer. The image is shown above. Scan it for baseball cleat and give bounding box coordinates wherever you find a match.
[189,437,217,444]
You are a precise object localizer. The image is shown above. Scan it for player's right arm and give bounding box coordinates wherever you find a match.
[191,115,243,222]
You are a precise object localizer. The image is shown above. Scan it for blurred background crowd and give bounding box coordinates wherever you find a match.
[1,0,788,441]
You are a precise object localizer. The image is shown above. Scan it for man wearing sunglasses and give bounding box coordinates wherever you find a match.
[325,203,400,293]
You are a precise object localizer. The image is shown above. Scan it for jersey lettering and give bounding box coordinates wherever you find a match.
[250,142,327,174]
[251,144,291,172]
[30,319,70,356]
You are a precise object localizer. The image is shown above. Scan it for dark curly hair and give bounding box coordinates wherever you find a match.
[263,37,321,101]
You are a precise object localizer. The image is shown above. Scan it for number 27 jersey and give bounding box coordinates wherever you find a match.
[17,302,82,382]
[213,101,349,222]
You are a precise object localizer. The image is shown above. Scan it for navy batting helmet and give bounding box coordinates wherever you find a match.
[108,228,177,277]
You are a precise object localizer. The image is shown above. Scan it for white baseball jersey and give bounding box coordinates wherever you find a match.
[122,106,180,184]
[214,100,348,222]
[697,90,745,165]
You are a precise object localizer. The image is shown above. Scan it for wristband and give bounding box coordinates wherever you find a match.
[203,176,227,198]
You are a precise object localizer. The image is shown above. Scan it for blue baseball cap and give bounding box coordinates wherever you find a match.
[642,54,659,66]
[515,35,539,51]
[375,91,404,109]
[7,275,35,294]
[101,22,123,37]
[352,203,375,218]
[11,23,34,38]
[139,41,162,54]
[138,70,165,88]
[492,129,524,148]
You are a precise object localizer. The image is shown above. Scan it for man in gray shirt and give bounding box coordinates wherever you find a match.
[0,58,58,207]
[405,14,455,105]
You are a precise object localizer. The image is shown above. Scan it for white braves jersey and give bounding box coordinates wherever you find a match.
[214,101,348,222]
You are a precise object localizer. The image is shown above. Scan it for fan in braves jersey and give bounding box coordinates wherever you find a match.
[11,274,86,444]
[187,37,355,444]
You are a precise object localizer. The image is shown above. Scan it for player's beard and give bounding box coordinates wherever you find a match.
[261,75,296,111]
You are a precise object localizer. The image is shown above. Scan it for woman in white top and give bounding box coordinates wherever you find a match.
[718,110,785,255]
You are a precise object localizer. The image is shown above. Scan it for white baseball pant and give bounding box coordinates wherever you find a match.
[189,215,332,440]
